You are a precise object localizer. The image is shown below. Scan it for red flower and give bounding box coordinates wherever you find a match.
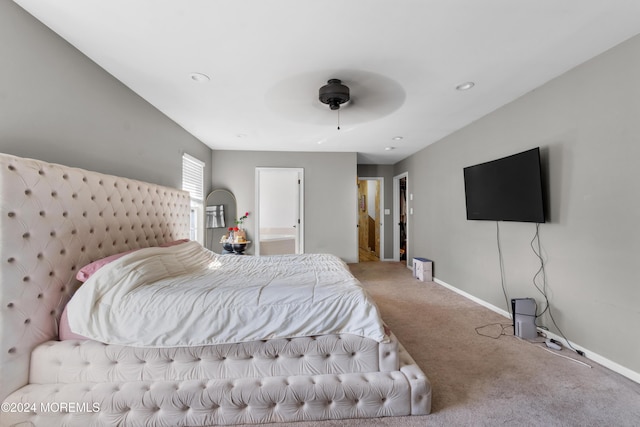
[228,227,233,231]
[233,227,239,232]
[235,211,250,227]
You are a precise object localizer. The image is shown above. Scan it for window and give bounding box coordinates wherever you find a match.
[182,153,205,243]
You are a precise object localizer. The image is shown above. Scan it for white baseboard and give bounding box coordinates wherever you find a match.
[434,277,511,319]
[538,329,640,384]
[433,276,640,385]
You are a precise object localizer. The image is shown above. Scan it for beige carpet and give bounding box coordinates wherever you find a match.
[237,261,640,426]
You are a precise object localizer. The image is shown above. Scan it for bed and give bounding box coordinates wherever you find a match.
[0,153,431,426]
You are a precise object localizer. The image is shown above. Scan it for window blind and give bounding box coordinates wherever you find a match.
[182,153,204,202]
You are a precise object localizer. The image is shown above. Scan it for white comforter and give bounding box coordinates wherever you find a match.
[67,242,386,347]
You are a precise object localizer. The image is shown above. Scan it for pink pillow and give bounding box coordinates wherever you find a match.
[75,239,189,282]
[58,306,89,341]
[75,249,136,282]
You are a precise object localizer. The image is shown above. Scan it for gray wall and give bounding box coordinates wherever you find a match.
[357,164,395,260]
[0,1,211,191]
[395,34,640,375]
[211,150,358,262]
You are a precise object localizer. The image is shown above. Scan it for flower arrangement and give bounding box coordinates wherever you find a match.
[220,212,250,248]
[235,211,250,228]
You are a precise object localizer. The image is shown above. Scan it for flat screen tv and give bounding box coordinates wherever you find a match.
[463,147,545,223]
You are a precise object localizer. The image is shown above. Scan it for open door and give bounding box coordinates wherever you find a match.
[394,173,408,265]
[357,177,382,262]
[255,168,304,256]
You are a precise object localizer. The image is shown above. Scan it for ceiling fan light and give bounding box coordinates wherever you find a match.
[319,79,350,110]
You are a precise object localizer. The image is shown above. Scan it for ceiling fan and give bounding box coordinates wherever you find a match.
[318,79,350,129]
[265,70,406,128]
[319,78,350,111]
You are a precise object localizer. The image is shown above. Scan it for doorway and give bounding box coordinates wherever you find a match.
[357,177,383,262]
[393,173,408,266]
[255,168,304,255]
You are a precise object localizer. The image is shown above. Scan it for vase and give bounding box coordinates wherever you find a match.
[232,242,247,254]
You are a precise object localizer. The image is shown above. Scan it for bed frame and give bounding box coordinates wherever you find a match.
[0,153,431,426]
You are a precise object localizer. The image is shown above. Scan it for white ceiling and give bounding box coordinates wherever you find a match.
[14,0,640,164]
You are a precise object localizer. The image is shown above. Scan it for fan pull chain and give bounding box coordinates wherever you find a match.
[337,108,341,130]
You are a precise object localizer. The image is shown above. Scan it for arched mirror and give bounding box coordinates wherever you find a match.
[205,189,236,251]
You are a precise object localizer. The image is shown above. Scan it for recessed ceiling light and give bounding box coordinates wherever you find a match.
[392,136,403,141]
[190,72,210,82]
[385,146,395,151]
[456,81,475,91]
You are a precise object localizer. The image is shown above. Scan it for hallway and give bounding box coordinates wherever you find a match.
[358,247,380,262]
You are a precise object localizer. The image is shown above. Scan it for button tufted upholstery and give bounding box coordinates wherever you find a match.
[0,153,432,425]
[0,153,190,402]
[3,339,430,426]
[4,371,414,426]
[29,335,384,384]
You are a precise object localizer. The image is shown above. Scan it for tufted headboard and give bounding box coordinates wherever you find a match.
[0,153,191,401]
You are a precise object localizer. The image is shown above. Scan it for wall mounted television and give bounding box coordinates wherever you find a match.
[463,147,545,223]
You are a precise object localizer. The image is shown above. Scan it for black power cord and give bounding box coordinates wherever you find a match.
[531,223,550,319]
[491,222,585,357]
[475,322,513,339]
[496,222,511,317]
[530,224,584,356]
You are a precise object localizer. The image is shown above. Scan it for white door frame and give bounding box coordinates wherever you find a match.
[255,167,304,256]
[393,172,409,265]
[357,177,385,260]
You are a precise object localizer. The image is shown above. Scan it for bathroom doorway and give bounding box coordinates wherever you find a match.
[255,168,304,256]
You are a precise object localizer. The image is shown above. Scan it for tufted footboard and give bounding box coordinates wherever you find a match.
[27,334,400,384]
[2,340,430,426]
